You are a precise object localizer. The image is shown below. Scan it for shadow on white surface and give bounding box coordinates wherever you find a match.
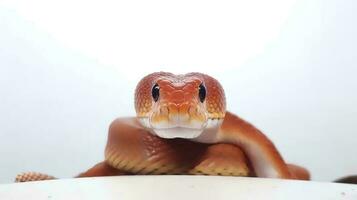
[0,176,357,200]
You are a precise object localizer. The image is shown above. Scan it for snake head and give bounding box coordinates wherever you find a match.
[135,72,226,139]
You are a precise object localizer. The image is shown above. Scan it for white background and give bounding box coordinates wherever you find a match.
[0,0,356,183]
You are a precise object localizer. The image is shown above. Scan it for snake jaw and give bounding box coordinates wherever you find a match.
[138,109,209,139]
[152,127,204,139]
[138,116,202,139]
[138,114,225,140]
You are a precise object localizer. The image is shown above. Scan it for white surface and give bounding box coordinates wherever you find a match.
[1,176,357,200]
[0,0,357,183]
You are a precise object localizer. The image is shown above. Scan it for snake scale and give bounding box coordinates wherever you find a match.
[16,72,309,182]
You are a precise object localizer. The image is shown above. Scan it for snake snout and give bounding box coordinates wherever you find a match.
[146,102,209,139]
[151,102,207,129]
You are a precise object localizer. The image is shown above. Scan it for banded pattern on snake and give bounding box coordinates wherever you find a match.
[16,72,309,182]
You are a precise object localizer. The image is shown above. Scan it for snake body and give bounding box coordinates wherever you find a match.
[16,72,309,182]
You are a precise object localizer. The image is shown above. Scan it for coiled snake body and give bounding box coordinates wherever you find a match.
[16,72,309,182]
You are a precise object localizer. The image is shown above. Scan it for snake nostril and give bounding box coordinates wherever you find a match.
[160,107,169,115]
[188,106,196,115]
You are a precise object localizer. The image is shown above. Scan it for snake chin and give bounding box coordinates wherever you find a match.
[138,117,223,140]
[152,127,204,139]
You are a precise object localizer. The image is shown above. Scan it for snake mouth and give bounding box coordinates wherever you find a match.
[138,116,207,139]
[152,127,204,139]
[138,116,224,140]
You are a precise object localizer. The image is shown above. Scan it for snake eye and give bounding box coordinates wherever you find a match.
[152,83,160,102]
[198,83,206,103]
